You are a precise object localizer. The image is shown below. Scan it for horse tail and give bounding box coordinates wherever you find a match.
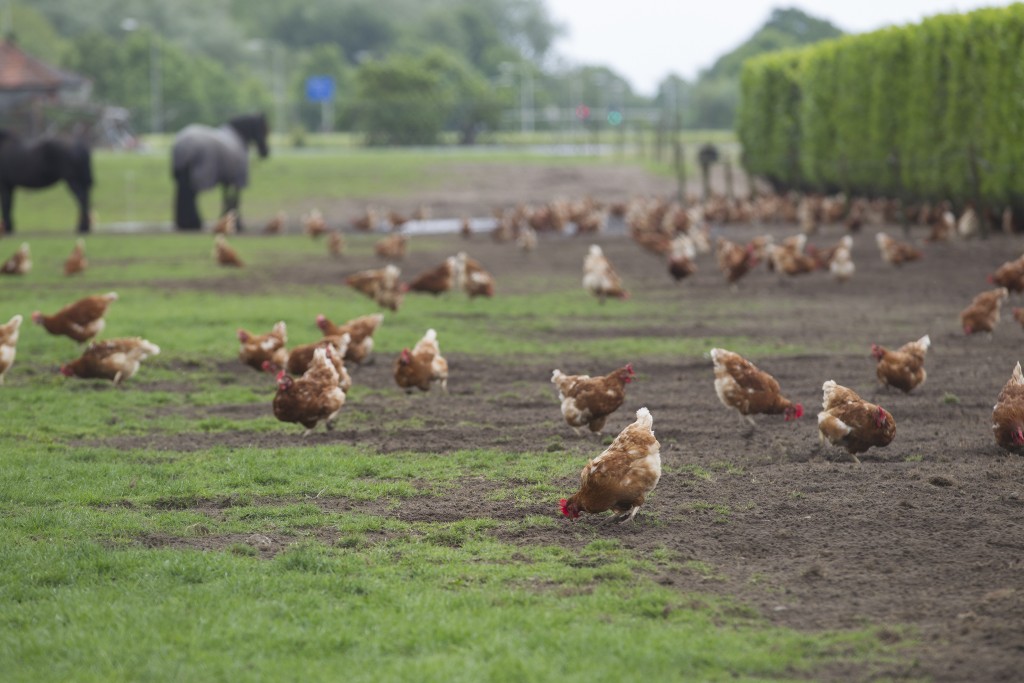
[172,164,202,230]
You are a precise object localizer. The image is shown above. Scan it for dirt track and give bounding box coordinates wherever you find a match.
[103,162,1024,681]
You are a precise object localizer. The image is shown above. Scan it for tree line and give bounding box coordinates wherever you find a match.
[21,0,842,141]
[738,5,1024,215]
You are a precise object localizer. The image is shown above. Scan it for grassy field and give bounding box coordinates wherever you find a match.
[12,134,736,232]
[0,225,897,681]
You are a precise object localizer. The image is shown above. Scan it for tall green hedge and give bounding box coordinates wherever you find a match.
[737,5,1024,209]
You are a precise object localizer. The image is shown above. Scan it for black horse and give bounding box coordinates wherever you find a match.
[0,130,93,234]
[171,113,269,230]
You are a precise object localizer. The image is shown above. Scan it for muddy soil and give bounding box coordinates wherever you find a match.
[97,163,1024,681]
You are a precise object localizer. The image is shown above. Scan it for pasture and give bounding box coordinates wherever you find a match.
[1,156,1022,682]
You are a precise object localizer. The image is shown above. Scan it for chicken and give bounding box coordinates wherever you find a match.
[345,264,403,311]
[263,210,285,234]
[710,348,803,428]
[271,346,346,435]
[559,407,661,523]
[988,254,1024,293]
[926,209,955,242]
[817,380,896,462]
[214,235,243,267]
[1,242,30,275]
[387,209,409,230]
[393,328,448,393]
[407,258,456,295]
[876,232,922,266]
[957,206,980,239]
[1014,307,1024,329]
[456,252,495,298]
[871,334,930,393]
[0,314,22,384]
[64,239,87,276]
[303,209,328,238]
[551,364,634,436]
[212,210,237,234]
[351,207,379,232]
[667,235,697,282]
[282,333,352,393]
[829,239,855,282]
[517,225,537,252]
[60,337,161,385]
[960,287,1009,335]
[583,245,628,302]
[992,361,1024,453]
[316,312,384,365]
[327,231,345,258]
[374,234,406,261]
[237,321,288,372]
[716,238,758,286]
[32,292,118,343]
[460,216,473,239]
[768,241,817,277]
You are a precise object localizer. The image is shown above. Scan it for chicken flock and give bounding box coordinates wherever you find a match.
[4,188,1024,526]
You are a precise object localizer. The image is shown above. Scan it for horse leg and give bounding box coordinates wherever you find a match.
[223,185,243,231]
[174,168,202,230]
[0,185,13,234]
[68,182,91,234]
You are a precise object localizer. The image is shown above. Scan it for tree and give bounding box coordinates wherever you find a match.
[354,55,445,145]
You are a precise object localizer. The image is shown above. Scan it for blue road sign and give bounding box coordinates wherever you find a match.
[305,76,335,102]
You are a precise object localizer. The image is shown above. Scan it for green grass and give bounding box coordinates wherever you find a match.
[0,154,898,682]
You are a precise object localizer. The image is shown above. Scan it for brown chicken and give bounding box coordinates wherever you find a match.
[387,209,409,230]
[988,254,1024,293]
[551,364,634,435]
[716,238,758,286]
[64,239,87,276]
[455,252,495,298]
[303,209,327,238]
[667,235,697,282]
[271,346,346,435]
[237,321,288,372]
[768,241,817,276]
[876,232,922,266]
[351,206,379,232]
[1,242,30,275]
[871,334,930,393]
[711,348,803,427]
[32,292,118,343]
[817,380,896,462]
[992,361,1024,453]
[0,314,23,384]
[60,337,161,385]
[1014,307,1024,329]
[214,235,243,267]
[559,407,661,523]
[263,210,285,234]
[212,210,237,234]
[327,231,345,257]
[517,225,538,252]
[960,287,1009,335]
[374,234,407,260]
[316,312,384,365]
[407,258,456,295]
[345,264,403,311]
[583,245,628,302]
[393,328,448,393]
[281,333,352,393]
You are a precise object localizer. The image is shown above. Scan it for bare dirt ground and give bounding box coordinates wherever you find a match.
[107,163,1024,681]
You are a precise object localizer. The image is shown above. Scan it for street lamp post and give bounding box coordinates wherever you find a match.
[120,18,162,135]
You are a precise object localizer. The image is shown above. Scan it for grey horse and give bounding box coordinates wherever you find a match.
[171,113,269,230]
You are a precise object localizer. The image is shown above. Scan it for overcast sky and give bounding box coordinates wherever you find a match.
[545,1,1016,95]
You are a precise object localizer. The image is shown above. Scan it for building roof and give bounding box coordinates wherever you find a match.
[0,38,85,92]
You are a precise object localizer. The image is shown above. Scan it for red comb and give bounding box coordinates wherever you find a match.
[559,498,569,516]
